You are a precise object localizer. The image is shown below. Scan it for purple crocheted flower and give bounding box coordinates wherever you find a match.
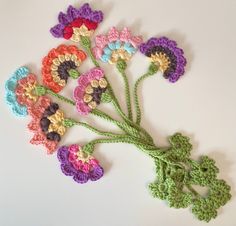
[50,3,103,42]
[57,144,104,184]
[139,37,187,82]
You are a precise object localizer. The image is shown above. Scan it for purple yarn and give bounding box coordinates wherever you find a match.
[57,145,104,184]
[89,166,104,181]
[50,3,104,38]
[139,37,187,82]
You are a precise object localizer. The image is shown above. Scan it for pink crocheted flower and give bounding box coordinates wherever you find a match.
[93,27,143,64]
[73,67,108,115]
[57,144,104,184]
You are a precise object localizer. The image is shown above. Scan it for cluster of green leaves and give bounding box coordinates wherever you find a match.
[149,133,231,222]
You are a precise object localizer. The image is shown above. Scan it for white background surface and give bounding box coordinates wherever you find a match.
[0,0,236,225]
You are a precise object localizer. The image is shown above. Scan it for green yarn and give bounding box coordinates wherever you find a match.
[134,63,159,125]
[189,156,219,186]
[68,69,80,78]
[116,59,133,120]
[40,39,231,222]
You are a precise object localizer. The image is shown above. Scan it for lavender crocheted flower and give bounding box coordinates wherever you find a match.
[50,3,103,42]
[139,37,187,82]
[57,144,104,184]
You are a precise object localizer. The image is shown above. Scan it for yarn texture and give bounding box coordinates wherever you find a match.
[4,2,231,222]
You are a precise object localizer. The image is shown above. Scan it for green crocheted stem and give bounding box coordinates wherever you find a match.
[134,63,159,125]
[80,36,99,67]
[116,59,133,120]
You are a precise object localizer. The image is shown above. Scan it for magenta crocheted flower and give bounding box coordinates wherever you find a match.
[93,27,143,64]
[73,68,107,115]
[139,37,187,82]
[57,144,104,183]
[50,3,103,42]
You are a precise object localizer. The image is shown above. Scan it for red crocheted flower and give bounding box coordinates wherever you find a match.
[42,44,86,93]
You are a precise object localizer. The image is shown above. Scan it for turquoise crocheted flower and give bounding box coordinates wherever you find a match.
[192,198,217,222]
[5,67,29,116]
[168,133,192,161]
[190,156,219,186]
[208,179,231,208]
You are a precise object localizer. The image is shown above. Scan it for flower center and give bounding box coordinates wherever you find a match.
[24,82,38,102]
[83,78,108,109]
[151,52,170,72]
[47,110,66,136]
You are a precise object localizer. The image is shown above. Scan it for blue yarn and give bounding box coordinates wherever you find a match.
[123,42,136,54]
[5,67,29,117]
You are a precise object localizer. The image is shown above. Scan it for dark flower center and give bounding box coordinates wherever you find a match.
[57,60,77,82]
[40,103,61,142]
[146,45,177,78]
[92,87,107,104]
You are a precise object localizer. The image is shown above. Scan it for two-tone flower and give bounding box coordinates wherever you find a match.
[73,67,108,115]
[42,44,86,93]
[139,37,187,82]
[93,27,143,64]
[57,144,104,183]
[50,3,103,42]
[28,99,68,154]
[5,67,38,116]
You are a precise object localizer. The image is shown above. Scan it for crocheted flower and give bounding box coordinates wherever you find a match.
[192,198,217,222]
[208,179,231,208]
[168,133,192,161]
[139,37,187,82]
[190,156,219,186]
[57,144,104,183]
[73,68,108,115]
[93,27,143,64]
[42,44,86,93]
[28,98,68,154]
[5,67,40,116]
[50,3,103,42]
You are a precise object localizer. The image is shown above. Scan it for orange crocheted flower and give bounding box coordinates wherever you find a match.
[42,44,86,93]
[27,96,67,154]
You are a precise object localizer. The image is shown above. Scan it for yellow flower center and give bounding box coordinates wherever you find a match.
[151,52,170,72]
[47,110,66,136]
[24,82,38,102]
[70,25,94,42]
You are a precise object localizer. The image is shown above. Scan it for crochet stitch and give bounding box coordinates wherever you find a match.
[5,2,231,222]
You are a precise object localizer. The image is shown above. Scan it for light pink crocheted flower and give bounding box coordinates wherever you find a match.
[93,27,143,64]
[73,67,108,115]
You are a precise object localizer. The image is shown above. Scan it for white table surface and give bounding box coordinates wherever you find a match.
[0,0,236,226]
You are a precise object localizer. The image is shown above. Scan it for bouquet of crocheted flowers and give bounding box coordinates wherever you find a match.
[5,2,231,222]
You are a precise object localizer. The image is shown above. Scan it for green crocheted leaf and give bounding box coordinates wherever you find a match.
[192,198,217,222]
[189,156,219,186]
[167,186,193,208]
[168,133,192,161]
[208,179,231,208]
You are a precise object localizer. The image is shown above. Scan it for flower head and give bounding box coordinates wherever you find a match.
[42,44,86,93]
[139,37,187,82]
[73,67,108,115]
[93,27,143,64]
[5,67,42,116]
[28,98,68,154]
[50,3,103,42]
[57,144,104,183]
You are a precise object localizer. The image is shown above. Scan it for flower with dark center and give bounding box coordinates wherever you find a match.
[42,44,86,93]
[73,68,108,115]
[28,99,67,154]
[139,37,187,82]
